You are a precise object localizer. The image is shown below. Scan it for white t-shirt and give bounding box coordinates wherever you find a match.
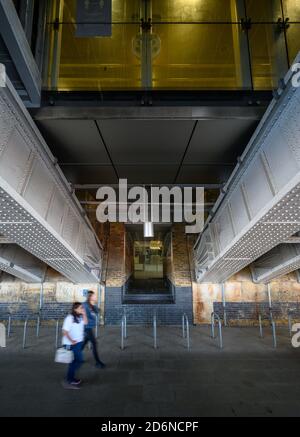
[62,314,85,346]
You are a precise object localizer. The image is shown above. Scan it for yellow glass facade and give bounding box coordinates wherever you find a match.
[44,0,300,91]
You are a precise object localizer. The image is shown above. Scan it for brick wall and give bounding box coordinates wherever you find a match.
[106,223,125,287]
[0,270,100,323]
[193,267,300,325]
[172,224,192,286]
[105,286,193,325]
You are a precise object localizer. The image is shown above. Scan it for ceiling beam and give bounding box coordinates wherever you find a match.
[32,105,265,121]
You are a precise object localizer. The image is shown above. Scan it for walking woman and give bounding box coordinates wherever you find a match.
[82,291,106,369]
[62,302,87,390]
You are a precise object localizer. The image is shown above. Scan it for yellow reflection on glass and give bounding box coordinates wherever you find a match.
[152,0,233,22]
[286,24,300,64]
[283,0,300,21]
[46,0,141,90]
[245,0,282,22]
[152,23,246,90]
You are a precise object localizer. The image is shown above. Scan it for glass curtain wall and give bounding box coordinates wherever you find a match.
[43,0,300,91]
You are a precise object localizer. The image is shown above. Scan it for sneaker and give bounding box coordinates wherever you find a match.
[61,381,81,390]
[70,379,82,385]
[96,361,106,369]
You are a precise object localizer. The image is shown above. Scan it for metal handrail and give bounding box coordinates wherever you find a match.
[182,313,190,350]
[153,311,157,349]
[211,312,223,349]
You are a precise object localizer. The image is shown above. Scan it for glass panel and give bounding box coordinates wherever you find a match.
[44,0,141,90]
[248,24,288,89]
[245,0,283,22]
[152,0,235,23]
[286,24,300,64]
[61,0,141,23]
[152,23,251,90]
[133,240,164,279]
[283,0,300,21]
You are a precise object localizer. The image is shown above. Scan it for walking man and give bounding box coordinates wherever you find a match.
[82,291,106,369]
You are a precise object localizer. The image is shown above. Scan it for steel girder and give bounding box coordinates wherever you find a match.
[194,53,300,283]
[0,0,41,106]
[0,69,102,283]
[0,244,46,282]
[250,244,300,283]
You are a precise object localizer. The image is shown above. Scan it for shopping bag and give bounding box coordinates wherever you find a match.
[55,347,74,364]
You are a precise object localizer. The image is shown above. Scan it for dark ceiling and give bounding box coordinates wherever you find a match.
[36,117,259,185]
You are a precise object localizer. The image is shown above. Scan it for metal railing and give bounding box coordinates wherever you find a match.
[182,313,190,350]
[211,312,223,349]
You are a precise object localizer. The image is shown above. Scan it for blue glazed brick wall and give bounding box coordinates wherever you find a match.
[105,286,193,325]
[0,302,73,321]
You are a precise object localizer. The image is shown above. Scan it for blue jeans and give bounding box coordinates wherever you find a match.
[66,341,84,383]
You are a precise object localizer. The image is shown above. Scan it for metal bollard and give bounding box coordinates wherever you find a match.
[95,315,99,339]
[211,312,223,349]
[223,309,227,327]
[121,317,125,350]
[218,319,223,349]
[271,321,277,348]
[182,314,186,338]
[36,315,41,338]
[185,315,190,351]
[55,320,59,349]
[23,317,28,349]
[259,314,263,338]
[7,315,11,338]
[153,312,157,349]
[211,313,215,339]
[288,313,292,337]
[123,311,127,339]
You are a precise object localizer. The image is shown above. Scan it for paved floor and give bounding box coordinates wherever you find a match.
[0,325,300,417]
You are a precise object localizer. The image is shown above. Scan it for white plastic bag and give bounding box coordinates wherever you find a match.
[55,347,74,364]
